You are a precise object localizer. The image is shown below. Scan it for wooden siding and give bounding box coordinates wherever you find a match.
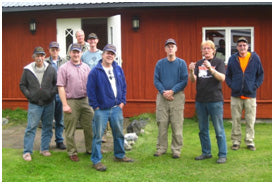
[2,6,272,118]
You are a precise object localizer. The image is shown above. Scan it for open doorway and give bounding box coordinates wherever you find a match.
[82,18,107,50]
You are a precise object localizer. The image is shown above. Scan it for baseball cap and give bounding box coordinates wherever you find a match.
[237,37,248,43]
[33,46,46,55]
[49,41,59,48]
[165,38,177,46]
[103,44,116,55]
[70,43,82,52]
[87,33,98,39]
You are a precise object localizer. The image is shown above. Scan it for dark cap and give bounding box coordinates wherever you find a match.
[103,44,116,55]
[33,46,46,55]
[237,37,248,43]
[49,41,59,48]
[87,33,98,39]
[165,38,177,46]
[70,43,82,52]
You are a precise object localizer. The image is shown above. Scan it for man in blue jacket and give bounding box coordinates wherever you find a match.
[226,37,264,151]
[154,38,188,159]
[87,44,133,172]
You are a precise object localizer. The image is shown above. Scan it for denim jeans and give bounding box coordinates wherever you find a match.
[91,106,125,164]
[195,101,227,158]
[54,94,64,143]
[23,102,54,154]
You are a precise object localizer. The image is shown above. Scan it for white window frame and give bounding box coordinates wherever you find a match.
[202,27,254,64]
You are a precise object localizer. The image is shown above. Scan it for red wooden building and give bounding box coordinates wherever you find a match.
[2,2,272,118]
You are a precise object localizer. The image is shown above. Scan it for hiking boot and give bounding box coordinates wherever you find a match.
[40,150,51,157]
[93,162,107,171]
[23,153,32,161]
[231,144,240,150]
[247,145,256,151]
[217,157,227,164]
[195,154,212,160]
[114,156,134,162]
[56,142,66,150]
[69,155,79,162]
[172,154,181,159]
[153,151,166,157]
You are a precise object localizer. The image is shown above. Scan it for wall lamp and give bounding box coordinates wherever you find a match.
[132,16,140,31]
[29,19,36,34]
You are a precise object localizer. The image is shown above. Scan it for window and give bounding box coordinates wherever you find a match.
[202,27,254,64]
[65,29,73,52]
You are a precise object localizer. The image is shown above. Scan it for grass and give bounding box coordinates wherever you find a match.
[2,108,27,129]
[2,112,272,182]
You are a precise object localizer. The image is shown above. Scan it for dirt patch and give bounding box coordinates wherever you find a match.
[2,118,131,153]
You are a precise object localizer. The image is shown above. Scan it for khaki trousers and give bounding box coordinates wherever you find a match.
[156,91,185,155]
[231,97,257,146]
[64,97,94,156]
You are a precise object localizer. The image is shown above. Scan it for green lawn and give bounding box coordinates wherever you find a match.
[2,113,272,182]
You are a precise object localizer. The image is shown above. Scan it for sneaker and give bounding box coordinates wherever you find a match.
[23,153,32,161]
[69,155,79,162]
[217,157,227,164]
[195,154,212,160]
[172,154,180,159]
[56,142,66,150]
[40,150,51,157]
[93,162,107,171]
[231,144,240,150]
[153,151,166,157]
[247,145,256,151]
[114,156,134,162]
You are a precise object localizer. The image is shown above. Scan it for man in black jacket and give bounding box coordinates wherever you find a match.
[20,46,57,161]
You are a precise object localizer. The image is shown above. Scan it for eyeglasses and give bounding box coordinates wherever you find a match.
[108,70,114,80]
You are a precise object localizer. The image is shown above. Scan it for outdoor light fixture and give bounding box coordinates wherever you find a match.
[132,16,140,31]
[29,19,36,34]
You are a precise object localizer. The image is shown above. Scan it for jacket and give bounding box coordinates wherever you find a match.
[87,60,126,110]
[19,61,57,106]
[45,56,67,69]
[225,52,264,98]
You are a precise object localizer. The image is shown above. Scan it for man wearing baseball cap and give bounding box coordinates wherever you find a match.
[226,37,264,151]
[57,43,93,162]
[45,41,67,150]
[87,44,133,171]
[154,38,188,159]
[20,46,57,161]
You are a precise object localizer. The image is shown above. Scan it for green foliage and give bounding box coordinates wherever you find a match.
[2,108,28,128]
[2,113,272,182]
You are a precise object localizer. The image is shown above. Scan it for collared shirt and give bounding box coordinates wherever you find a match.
[57,61,90,99]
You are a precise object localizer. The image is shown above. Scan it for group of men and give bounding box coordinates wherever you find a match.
[20,30,132,172]
[19,31,263,171]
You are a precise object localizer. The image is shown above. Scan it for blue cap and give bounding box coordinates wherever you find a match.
[165,38,177,46]
[103,44,116,55]
[70,43,82,52]
[49,41,59,48]
[33,46,45,55]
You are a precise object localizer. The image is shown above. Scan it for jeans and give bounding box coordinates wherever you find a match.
[54,94,64,143]
[195,101,227,158]
[23,102,54,154]
[91,106,125,164]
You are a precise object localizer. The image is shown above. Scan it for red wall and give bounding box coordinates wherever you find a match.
[2,6,272,118]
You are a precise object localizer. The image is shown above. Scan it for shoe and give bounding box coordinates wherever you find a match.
[195,154,212,160]
[153,151,166,157]
[40,150,51,157]
[23,153,32,161]
[247,145,256,151]
[114,156,134,162]
[56,142,66,150]
[69,155,79,162]
[231,144,240,150]
[86,151,91,155]
[217,157,227,164]
[172,154,180,159]
[102,135,107,143]
[93,162,107,171]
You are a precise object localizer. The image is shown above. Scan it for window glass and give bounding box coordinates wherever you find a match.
[65,29,73,52]
[205,29,226,61]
